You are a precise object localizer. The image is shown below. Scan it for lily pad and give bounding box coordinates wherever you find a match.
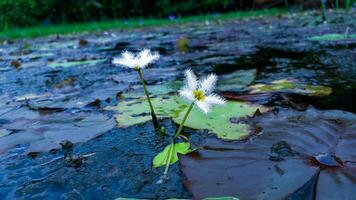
[308,34,356,41]
[0,111,115,154]
[123,80,183,98]
[217,69,256,92]
[249,79,332,96]
[153,142,191,168]
[180,108,356,199]
[106,95,266,140]
[49,59,105,68]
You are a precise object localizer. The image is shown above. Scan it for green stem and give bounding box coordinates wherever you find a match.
[162,102,195,175]
[321,0,327,22]
[163,140,175,175]
[174,102,195,139]
[136,68,160,132]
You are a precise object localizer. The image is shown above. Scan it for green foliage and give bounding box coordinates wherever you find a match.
[48,59,105,68]
[0,8,287,40]
[309,33,356,41]
[249,79,332,96]
[0,0,54,30]
[0,0,278,29]
[204,197,240,200]
[153,142,191,168]
[106,95,265,140]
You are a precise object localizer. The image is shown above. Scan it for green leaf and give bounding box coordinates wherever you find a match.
[308,33,356,41]
[49,59,105,68]
[249,79,332,96]
[106,95,266,140]
[217,69,256,92]
[204,197,240,200]
[153,142,191,168]
[173,100,261,140]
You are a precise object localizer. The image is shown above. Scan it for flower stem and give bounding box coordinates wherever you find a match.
[163,102,194,175]
[174,102,194,139]
[136,68,162,135]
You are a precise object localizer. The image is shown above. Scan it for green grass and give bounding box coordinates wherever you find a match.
[0,8,287,41]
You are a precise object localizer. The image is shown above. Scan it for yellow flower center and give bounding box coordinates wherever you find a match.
[193,90,205,101]
[134,65,140,70]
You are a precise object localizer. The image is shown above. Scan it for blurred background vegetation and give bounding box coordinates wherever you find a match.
[0,0,354,33]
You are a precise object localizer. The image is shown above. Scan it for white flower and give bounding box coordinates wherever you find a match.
[112,49,159,69]
[179,69,225,113]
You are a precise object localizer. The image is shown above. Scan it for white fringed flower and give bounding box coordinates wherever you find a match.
[112,49,159,69]
[179,69,225,113]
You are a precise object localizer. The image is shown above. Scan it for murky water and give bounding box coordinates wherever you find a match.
[0,10,355,199]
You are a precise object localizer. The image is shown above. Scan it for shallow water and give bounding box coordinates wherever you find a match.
[0,10,355,199]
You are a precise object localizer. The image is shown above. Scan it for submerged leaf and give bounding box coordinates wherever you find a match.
[180,108,356,199]
[153,142,191,168]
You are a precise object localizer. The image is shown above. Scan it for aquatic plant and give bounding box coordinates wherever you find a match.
[153,69,226,176]
[112,49,164,135]
[320,0,327,21]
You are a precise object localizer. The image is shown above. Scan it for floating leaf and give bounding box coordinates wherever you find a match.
[217,69,256,92]
[249,79,332,96]
[180,108,356,199]
[0,111,115,154]
[15,93,52,101]
[49,59,105,68]
[153,142,191,168]
[106,95,266,140]
[308,34,356,41]
[204,197,240,200]
[174,100,265,140]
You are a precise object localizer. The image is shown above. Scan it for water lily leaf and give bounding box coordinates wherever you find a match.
[174,101,264,140]
[204,197,240,200]
[15,93,52,101]
[308,34,356,41]
[49,59,105,68]
[0,129,11,137]
[249,79,332,96]
[180,108,356,199]
[106,95,266,140]
[106,96,186,127]
[217,69,256,92]
[0,111,115,154]
[124,80,183,98]
[153,142,191,168]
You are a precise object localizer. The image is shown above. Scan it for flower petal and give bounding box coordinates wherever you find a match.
[199,73,217,94]
[185,69,198,91]
[112,51,137,68]
[196,101,210,114]
[179,88,195,102]
[138,49,160,68]
[205,94,226,105]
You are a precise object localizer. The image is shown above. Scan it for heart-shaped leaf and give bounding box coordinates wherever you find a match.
[153,142,191,168]
[106,95,267,140]
[249,79,332,96]
[180,108,356,199]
